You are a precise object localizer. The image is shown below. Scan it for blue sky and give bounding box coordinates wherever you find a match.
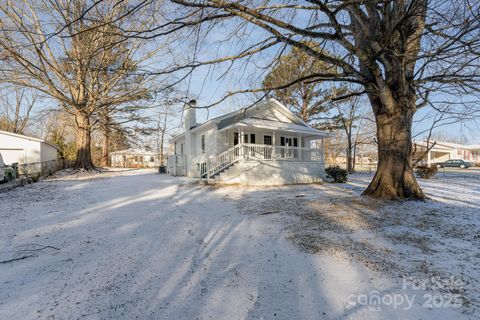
[172,54,479,144]
[157,12,479,144]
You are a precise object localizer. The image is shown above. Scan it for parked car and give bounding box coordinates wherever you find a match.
[434,159,471,169]
[0,152,5,182]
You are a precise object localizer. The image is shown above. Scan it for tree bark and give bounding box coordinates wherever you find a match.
[362,103,425,200]
[75,110,95,170]
[346,136,354,174]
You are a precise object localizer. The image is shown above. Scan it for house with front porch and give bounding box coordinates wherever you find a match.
[413,140,480,165]
[167,98,329,185]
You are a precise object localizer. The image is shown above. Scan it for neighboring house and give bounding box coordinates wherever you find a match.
[110,149,159,168]
[413,140,480,165]
[328,155,374,166]
[167,98,329,185]
[0,130,58,165]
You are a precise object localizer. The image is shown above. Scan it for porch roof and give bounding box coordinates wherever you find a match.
[220,118,330,137]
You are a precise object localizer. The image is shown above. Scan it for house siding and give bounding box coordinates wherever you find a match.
[215,160,325,185]
[0,131,57,164]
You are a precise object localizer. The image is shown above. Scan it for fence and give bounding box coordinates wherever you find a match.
[15,159,76,180]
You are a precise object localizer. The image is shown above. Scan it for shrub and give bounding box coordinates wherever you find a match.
[4,167,15,181]
[416,165,438,179]
[325,165,348,183]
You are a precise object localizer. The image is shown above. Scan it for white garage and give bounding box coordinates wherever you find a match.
[0,130,58,165]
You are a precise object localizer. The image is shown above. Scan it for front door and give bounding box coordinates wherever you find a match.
[280,136,298,159]
[280,137,298,147]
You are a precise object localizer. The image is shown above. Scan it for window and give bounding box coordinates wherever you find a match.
[201,135,205,153]
[234,132,239,145]
[279,137,299,147]
[150,157,155,162]
[250,134,256,144]
[264,135,272,145]
[281,137,295,146]
[180,143,184,155]
[244,134,248,143]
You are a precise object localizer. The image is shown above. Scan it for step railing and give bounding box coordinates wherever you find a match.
[202,143,323,179]
[202,144,242,178]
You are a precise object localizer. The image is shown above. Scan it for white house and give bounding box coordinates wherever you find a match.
[0,130,58,165]
[167,98,329,185]
[110,149,159,168]
[413,140,480,165]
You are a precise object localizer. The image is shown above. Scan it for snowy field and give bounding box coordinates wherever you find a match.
[0,169,478,320]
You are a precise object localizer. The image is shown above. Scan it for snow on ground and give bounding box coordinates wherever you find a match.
[0,169,478,319]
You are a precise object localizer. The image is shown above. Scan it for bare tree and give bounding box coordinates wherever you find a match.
[333,96,366,173]
[0,0,159,169]
[0,86,38,134]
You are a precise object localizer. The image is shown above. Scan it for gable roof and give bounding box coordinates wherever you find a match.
[172,98,326,142]
[0,130,59,150]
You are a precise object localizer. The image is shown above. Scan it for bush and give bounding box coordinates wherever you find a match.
[325,165,348,183]
[416,165,438,179]
[4,167,15,181]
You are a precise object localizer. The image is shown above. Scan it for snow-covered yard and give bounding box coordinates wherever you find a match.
[0,169,478,319]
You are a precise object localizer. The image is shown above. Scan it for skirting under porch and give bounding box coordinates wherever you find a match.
[209,160,325,185]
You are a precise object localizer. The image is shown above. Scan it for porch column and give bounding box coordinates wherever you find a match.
[321,138,325,164]
[240,127,244,159]
[298,134,302,161]
[272,131,276,158]
[427,150,431,166]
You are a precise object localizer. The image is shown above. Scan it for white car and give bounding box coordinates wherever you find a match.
[0,152,5,182]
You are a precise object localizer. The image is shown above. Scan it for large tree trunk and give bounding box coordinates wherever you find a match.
[75,110,95,170]
[362,105,425,200]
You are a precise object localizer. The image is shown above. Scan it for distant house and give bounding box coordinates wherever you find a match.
[413,140,480,165]
[110,149,159,168]
[0,130,58,165]
[167,98,329,185]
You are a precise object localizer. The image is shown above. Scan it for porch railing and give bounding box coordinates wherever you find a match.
[201,144,242,178]
[201,143,323,179]
[242,143,322,161]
